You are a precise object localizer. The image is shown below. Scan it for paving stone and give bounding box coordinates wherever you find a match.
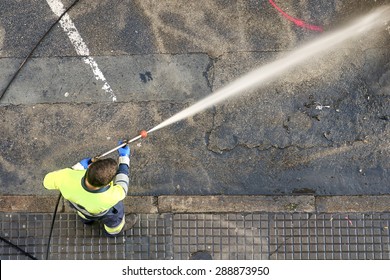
[2,211,389,260]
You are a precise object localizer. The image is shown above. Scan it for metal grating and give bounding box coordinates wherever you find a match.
[1,212,389,260]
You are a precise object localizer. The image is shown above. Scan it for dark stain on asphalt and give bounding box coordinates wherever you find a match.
[140,71,153,83]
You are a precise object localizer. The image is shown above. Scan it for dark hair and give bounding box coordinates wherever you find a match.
[86,158,118,187]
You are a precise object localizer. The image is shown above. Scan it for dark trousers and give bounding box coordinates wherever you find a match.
[72,201,125,235]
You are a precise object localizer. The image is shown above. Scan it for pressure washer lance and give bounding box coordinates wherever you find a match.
[93,130,148,161]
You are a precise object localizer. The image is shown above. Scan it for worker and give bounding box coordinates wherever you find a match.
[43,142,137,237]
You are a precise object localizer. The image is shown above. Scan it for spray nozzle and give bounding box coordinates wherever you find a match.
[140,130,148,139]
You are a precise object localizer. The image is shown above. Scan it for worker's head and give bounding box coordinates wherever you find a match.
[86,158,118,188]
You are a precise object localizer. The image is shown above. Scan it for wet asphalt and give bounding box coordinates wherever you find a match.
[0,0,389,196]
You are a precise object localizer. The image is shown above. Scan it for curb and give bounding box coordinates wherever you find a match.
[0,195,389,213]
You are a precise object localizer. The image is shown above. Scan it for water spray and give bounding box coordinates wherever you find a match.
[94,6,390,160]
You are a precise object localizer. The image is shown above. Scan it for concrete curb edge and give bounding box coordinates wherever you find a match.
[0,195,389,213]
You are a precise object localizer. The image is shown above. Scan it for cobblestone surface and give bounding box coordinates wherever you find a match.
[1,212,389,260]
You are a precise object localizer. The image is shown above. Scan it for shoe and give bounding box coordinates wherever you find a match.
[103,214,138,237]
[123,213,138,232]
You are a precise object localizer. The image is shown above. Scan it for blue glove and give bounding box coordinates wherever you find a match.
[79,157,92,169]
[118,141,130,157]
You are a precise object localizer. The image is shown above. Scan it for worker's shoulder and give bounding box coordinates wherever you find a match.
[43,168,84,189]
[45,167,84,178]
[110,183,127,197]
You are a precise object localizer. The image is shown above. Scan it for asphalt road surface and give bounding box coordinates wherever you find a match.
[0,0,389,196]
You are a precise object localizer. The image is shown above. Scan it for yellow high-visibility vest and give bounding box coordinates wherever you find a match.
[43,168,125,215]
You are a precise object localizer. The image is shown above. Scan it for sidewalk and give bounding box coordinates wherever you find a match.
[1,195,389,260]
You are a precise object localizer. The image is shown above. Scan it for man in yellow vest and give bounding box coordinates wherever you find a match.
[43,143,136,237]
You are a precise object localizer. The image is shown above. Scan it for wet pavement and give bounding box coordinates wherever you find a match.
[0,0,389,196]
[1,195,389,260]
[0,0,389,261]
[1,211,389,260]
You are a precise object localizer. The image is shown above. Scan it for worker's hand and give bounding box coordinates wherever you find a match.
[80,157,92,169]
[72,157,92,170]
[118,141,130,157]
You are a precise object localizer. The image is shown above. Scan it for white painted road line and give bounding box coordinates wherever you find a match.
[46,0,117,102]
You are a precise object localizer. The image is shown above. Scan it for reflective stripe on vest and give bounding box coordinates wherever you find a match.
[69,201,109,218]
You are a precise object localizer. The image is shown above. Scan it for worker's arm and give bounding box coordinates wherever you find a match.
[43,171,58,190]
[115,142,130,195]
[44,153,89,190]
[43,169,67,190]
[43,158,88,191]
